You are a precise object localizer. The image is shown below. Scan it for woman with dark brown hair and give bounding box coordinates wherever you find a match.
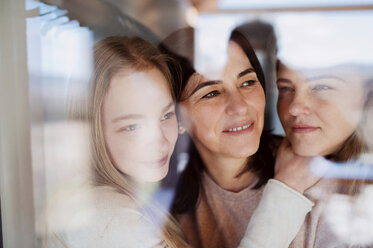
[160,27,319,248]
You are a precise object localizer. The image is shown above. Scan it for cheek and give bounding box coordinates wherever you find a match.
[105,132,142,168]
[248,87,266,111]
[247,89,266,125]
[180,103,215,133]
[344,96,364,127]
[191,106,221,135]
[322,105,360,138]
[179,104,192,131]
[180,104,221,147]
[258,94,266,115]
[258,95,266,132]
[320,93,363,129]
[277,98,290,123]
[163,119,178,146]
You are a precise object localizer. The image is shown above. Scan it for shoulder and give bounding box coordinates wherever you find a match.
[46,185,164,247]
[304,178,340,200]
[92,185,139,210]
[46,185,144,230]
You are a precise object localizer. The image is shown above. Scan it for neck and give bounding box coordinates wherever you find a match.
[198,147,256,192]
[132,179,160,204]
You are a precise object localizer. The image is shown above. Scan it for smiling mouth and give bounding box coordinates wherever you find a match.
[223,122,254,133]
[142,155,168,168]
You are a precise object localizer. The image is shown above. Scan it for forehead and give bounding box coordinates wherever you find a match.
[278,62,365,84]
[110,67,169,91]
[185,41,252,89]
[227,41,250,64]
[104,68,172,112]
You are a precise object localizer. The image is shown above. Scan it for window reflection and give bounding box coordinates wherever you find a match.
[1,0,372,247]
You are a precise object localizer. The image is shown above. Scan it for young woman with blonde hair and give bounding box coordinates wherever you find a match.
[46,36,188,247]
[276,62,373,247]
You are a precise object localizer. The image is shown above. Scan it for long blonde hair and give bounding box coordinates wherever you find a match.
[89,36,188,247]
[329,69,373,196]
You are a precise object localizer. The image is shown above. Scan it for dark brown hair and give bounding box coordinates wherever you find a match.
[160,27,276,214]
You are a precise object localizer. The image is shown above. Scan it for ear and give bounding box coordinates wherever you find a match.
[178,122,186,134]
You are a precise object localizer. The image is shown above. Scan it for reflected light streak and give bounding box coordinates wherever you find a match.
[309,156,373,180]
[324,185,373,245]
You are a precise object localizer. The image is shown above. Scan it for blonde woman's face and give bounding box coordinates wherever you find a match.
[102,68,178,182]
[276,63,365,157]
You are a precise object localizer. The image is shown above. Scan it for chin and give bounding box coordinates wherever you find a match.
[143,167,169,183]
[228,142,260,158]
[292,144,321,157]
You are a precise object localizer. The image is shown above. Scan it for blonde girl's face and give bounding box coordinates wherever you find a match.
[102,67,178,182]
[276,63,365,157]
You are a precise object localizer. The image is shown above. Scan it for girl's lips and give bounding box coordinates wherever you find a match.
[142,154,168,168]
[292,124,319,133]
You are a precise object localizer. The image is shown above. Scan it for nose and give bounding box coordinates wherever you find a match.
[288,92,311,116]
[225,91,249,116]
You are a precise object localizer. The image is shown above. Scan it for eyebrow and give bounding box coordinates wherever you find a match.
[112,114,144,123]
[276,75,346,85]
[190,68,256,96]
[306,75,346,83]
[190,80,221,96]
[237,68,255,79]
[276,78,292,84]
[112,101,175,123]
[162,101,175,113]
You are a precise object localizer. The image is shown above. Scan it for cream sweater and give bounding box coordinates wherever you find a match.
[46,186,166,248]
[177,174,314,248]
[46,180,313,248]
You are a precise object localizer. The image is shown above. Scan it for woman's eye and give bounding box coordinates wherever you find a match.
[312,85,333,91]
[161,112,175,121]
[120,124,138,132]
[202,90,220,99]
[240,80,256,88]
[278,86,294,94]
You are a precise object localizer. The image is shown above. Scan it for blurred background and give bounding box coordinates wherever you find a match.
[1,0,373,247]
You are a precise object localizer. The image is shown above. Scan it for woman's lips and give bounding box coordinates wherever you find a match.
[223,121,254,135]
[292,124,319,133]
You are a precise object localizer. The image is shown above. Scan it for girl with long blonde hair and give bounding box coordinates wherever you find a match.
[46,36,188,247]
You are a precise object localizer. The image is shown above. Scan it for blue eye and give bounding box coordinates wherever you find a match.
[313,85,333,91]
[161,112,175,121]
[241,80,256,87]
[202,90,220,99]
[120,124,138,132]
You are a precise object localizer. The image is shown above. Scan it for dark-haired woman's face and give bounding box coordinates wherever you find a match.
[179,41,265,159]
[277,63,365,157]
